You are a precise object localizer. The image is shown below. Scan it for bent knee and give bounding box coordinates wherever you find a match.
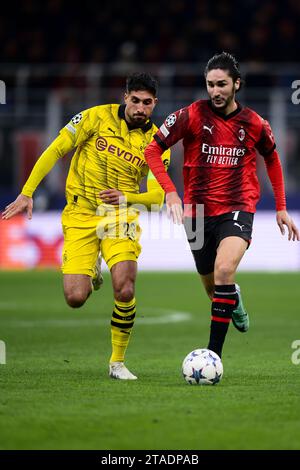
[64,290,90,308]
[114,285,135,303]
[214,261,235,283]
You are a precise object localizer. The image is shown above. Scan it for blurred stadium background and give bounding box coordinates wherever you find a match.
[0,0,300,271]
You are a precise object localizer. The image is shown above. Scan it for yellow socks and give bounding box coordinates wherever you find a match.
[110,298,136,363]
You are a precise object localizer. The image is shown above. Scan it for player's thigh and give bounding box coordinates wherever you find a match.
[61,215,100,278]
[215,211,254,273]
[101,236,141,272]
[63,274,92,299]
[184,216,217,275]
[215,236,248,274]
[215,211,254,249]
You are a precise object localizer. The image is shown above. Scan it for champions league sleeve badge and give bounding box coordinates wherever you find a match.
[71,113,83,125]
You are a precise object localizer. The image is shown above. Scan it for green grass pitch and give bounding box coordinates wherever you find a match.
[0,270,300,450]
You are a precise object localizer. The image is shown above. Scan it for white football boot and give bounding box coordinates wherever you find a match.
[109,362,137,380]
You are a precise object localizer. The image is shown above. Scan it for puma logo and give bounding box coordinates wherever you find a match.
[203,125,214,134]
[234,222,245,231]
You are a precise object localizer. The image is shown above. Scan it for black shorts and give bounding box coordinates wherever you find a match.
[184,211,254,276]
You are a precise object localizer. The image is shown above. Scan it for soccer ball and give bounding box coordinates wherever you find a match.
[182,348,223,385]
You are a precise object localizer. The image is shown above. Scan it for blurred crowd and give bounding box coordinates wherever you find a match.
[1,0,300,64]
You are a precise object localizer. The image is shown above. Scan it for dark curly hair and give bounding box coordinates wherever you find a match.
[126,72,158,97]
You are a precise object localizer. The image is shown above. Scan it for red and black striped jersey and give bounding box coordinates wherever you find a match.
[154,99,277,216]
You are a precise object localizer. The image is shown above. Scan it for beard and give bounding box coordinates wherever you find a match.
[128,113,147,128]
[210,87,235,112]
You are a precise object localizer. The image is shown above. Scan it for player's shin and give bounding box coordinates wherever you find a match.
[110,298,136,363]
[207,284,238,358]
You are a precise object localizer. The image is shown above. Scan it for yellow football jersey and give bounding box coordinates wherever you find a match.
[22,104,170,210]
[64,104,170,207]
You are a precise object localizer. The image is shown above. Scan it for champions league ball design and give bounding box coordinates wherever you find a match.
[182,348,223,385]
[71,113,83,125]
[165,113,177,127]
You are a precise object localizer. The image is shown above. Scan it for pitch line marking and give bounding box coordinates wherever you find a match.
[1,309,192,328]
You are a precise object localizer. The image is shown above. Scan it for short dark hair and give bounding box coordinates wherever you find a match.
[126,72,158,97]
[204,52,241,83]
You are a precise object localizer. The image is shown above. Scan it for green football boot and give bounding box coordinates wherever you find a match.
[232,284,249,333]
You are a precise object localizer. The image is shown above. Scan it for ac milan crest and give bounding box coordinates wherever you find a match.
[238,128,245,141]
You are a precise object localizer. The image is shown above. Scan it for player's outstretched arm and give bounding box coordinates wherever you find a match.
[276,210,300,241]
[99,187,165,211]
[145,140,183,223]
[2,194,33,220]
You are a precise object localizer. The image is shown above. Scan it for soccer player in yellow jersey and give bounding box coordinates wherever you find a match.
[3,73,170,380]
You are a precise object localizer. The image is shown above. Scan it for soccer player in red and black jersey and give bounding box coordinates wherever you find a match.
[145,52,299,358]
